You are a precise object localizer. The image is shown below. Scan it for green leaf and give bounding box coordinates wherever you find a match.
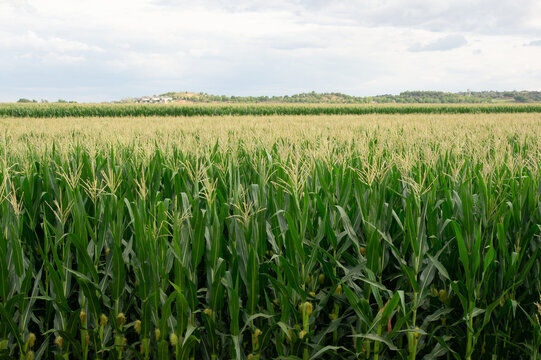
[351,333,398,351]
[246,247,259,315]
[335,205,360,254]
[0,302,23,350]
[427,254,450,280]
[483,246,495,272]
[453,222,470,277]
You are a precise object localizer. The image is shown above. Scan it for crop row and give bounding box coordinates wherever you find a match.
[1,103,541,117]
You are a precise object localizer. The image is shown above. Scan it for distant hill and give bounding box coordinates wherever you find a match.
[121,90,541,104]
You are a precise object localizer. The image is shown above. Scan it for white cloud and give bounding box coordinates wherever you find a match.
[409,34,468,52]
[0,31,104,53]
[41,53,86,65]
[0,0,540,101]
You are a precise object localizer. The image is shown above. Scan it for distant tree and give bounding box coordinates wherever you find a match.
[514,95,529,103]
[17,98,32,103]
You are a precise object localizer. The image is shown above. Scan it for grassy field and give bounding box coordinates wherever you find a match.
[1,113,541,359]
[2,102,541,118]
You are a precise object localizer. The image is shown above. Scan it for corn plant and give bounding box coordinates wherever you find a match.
[0,112,540,359]
[1,103,541,118]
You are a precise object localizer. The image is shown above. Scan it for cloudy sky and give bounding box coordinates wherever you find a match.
[1,0,541,102]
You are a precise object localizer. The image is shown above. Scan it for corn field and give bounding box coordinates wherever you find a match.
[1,114,541,359]
[1,103,541,118]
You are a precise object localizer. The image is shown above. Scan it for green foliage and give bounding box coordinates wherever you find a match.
[514,95,530,103]
[1,102,541,118]
[16,98,37,103]
[0,115,540,359]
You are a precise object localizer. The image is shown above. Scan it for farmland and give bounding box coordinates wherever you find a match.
[1,112,541,359]
[2,102,541,118]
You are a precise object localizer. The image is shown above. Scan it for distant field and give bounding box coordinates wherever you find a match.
[1,113,541,359]
[1,102,541,117]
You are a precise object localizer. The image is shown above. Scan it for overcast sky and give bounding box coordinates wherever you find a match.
[1,0,541,102]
